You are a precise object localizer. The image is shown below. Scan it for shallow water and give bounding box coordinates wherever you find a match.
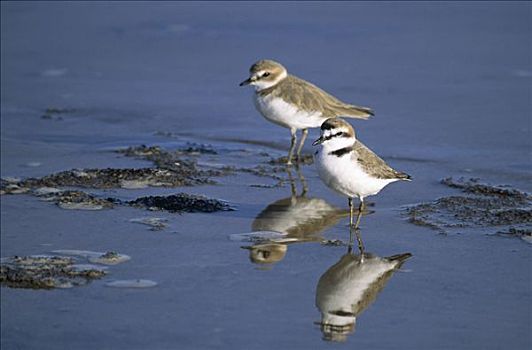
[1,2,531,350]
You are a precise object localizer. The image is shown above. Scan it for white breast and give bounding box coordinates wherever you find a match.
[315,149,397,200]
[253,94,325,130]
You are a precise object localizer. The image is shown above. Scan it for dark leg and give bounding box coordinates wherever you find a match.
[348,197,365,256]
[287,128,297,166]
[296,128,308,162]
[354,199,364,230]
[348,198,354,251]
[286,167,297,197]
[353,227,365,258]
[348,198,354,228]
[295,164,308,196]
[349,224,365,257]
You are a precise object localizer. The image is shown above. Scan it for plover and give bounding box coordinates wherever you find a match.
[240,59,373,165]
[313,118,411,230]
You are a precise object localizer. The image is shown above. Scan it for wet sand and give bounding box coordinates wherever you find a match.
[1,2,531,350]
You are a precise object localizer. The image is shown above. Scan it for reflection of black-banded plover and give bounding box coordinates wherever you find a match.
[316,251,412,342]
[313,118,411,229]
[240,60,373,165]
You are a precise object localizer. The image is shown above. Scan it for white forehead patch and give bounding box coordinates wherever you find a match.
[250,69,287,91]
[322,127,349,138]
[322,130,334,138]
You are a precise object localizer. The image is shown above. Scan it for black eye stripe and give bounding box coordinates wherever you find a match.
[322,131,348,142]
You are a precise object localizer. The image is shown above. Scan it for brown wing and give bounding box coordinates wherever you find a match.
[353,141,411,180]
[263,75,373,119]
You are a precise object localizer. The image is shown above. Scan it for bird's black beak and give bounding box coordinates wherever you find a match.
[312,136,324,146]
[239,77,252,86]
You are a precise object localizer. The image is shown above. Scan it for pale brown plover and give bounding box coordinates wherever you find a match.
[240,59,374,165]
[313,118,411,230]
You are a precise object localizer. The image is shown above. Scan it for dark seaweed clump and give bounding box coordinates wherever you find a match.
[0,256,106,289]
[129,193,233,213]
[117,145,224,176]
[41,107,77,120]
[497,227,532,239]
[440,177,530,200]
[0,145,228,195]
[178,143,217,155]
[269,153,314,166]
[406,177,532,234]
[40,190,116,209]
[17,167,210,189]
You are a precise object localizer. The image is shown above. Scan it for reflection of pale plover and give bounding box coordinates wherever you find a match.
[313,118,411,229]
[240,60,373,165]
[316,251,412,342]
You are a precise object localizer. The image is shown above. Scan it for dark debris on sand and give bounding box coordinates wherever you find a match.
[406,177,532,234]
[178,142,218,155]
[496,227,532,240]
[129,193,234,213]
[0,256,106,289]
[38,189,116,210]
[321,239,348,247]
[236,164,285,179]
[0,142,310,214]
[117,145,224,176]
[18,167,212,190]
[268,154,314,166]
[440,177,530,200]
[0,145,228,195]
[41,107,78,121]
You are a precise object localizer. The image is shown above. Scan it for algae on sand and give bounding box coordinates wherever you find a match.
[37,189,116,210]
[128,192,234,213]
[0,256,107,289]
[0,144,236,214]
[0,144,229,194]
[406,177,532,236]
[12,167,212,190]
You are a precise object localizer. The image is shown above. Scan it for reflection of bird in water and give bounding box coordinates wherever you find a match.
[252,195,347,238]
[244,167,347,265]
[244,243,288,265]
[316,250,412,342]
[246,195,347,265]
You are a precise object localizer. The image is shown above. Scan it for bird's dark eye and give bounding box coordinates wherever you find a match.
[335,132,343,137]
[262,72,271,77]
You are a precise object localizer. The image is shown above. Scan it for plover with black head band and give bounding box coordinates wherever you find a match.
[240,60,373,165]
[313,117,411,231]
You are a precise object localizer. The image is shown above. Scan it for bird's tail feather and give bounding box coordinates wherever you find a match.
[336,104,374,119]
[386,253,412,265]
[397,172,412,181]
